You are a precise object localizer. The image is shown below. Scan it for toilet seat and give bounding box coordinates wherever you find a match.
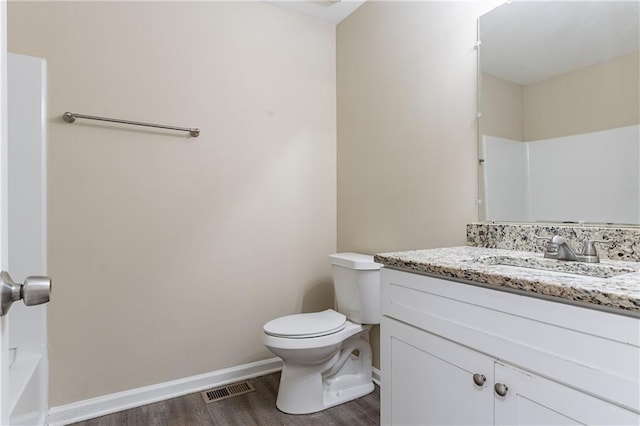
[263,320,369,351]
[264,309,346,338]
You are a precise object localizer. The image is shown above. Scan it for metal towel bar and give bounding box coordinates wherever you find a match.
[63,112,200,137]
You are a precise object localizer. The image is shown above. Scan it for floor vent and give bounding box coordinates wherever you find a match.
[201,381,255,404]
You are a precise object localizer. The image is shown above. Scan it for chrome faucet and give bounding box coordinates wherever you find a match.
[534,235,610,263]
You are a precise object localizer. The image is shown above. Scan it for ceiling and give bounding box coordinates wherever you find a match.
[265,0,366,25]
[480,1,640,85]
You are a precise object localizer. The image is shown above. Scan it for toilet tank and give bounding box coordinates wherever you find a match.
[329,253,383,325]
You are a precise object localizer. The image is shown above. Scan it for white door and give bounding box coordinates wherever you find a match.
[381,317,494,426]
[1,5,51,425]
[494,362,640,426]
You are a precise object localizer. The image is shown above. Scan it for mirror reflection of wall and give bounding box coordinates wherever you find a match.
[478,1,640,225]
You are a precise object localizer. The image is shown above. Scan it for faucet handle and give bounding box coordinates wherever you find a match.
[581,239,611,256]
[534,234,565,245]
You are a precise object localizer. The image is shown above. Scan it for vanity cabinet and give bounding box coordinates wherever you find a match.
[380,268,640,426]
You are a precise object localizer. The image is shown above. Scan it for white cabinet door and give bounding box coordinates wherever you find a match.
[494,362,640,426]
[381,317,494,426]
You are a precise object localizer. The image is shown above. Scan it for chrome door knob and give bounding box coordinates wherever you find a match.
[472,373,486,387]
[0,271,51,316]
[494,383,509,397]
[22,275,51,306]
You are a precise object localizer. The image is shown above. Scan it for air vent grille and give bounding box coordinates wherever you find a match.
[201,381,255,404]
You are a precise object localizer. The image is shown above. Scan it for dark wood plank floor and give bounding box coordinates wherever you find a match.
[71,372,380,426]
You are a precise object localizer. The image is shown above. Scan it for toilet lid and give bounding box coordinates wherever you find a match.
[263,309,346,338]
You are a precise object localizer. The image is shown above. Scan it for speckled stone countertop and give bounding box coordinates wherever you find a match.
[374,246,640,316]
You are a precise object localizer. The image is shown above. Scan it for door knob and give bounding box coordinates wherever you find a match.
[0,271,51,316]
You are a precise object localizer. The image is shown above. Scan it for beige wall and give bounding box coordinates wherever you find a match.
[524,51,640,141]
[480,73,524,141]
[337,1,496,254]
[337,1,498,367]
[9,2,336,406]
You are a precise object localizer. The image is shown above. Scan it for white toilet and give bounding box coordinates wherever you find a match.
[263,253,383,415]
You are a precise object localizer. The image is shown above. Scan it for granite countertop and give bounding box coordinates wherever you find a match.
[374,246,640,316]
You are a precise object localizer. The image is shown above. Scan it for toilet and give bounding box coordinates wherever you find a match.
[262,253,383,415]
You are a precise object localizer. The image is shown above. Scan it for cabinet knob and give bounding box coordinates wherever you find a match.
[472,373,486,387]
[494,383,508,397]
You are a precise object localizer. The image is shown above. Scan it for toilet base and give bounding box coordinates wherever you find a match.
[275,334,374,415]
[321,380,374,412]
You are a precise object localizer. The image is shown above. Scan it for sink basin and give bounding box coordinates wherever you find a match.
[466,256,635,279]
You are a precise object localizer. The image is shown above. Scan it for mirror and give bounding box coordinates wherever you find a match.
[478,1,640,225]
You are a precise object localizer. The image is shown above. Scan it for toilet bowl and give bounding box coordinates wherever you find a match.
[262,253,382,415]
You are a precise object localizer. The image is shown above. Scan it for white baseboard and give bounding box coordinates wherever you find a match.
[47,357,283,426]
[372,367,381,387]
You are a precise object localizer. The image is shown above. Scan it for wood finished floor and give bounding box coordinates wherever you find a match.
[71,372,380,426]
